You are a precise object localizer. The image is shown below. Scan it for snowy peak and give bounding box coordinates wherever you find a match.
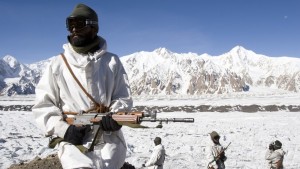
[3,55,20,68]
[229,46,251,55]
[223,46,261,62]
[154,47,172,56]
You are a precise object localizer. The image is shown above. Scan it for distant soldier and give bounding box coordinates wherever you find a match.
[206,131,227,169]
[265,140,285,169]
[142,137,166,169]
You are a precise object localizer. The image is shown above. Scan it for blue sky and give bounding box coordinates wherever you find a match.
[1,0,300,64]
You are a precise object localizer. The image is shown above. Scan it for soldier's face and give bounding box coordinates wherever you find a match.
[69,26,96,46]
[67,17,97,46]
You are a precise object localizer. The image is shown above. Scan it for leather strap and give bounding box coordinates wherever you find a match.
[60,53,109,113]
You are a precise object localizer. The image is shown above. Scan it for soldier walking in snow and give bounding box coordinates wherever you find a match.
[33,3,132,169]
[206,131,227,169]
[265,140,285,169]
[142,137,166,169]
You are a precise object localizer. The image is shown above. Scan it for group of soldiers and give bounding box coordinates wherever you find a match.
[206,131,285,169]
[143,131,285,169]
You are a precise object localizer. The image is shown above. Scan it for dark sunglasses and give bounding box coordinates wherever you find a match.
[66,17,98,31]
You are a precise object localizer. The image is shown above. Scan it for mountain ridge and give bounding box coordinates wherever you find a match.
[0,46,299,96]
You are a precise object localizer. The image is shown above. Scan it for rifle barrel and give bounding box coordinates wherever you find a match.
[140,118,194,123]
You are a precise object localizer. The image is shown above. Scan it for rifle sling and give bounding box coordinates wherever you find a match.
[61,53,98,106]
[60,53,109,113]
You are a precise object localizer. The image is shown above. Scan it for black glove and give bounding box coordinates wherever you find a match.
[142,164,146,167]
[120,162,136,169]
[64,125,91,145]
[100,113,122,131]
[269,144,274,150]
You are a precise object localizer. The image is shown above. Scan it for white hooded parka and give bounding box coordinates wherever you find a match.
[206,139,226,169]
[265,148,285,169]
[32,37,132,169]
[145,144,165,169]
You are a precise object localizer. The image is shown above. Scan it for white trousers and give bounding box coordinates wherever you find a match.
[58,130,127,169]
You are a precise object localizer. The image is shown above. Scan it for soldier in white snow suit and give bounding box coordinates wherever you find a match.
[32,3,132,169]
[265,140,285,169]
[142,137,165,169]
[206,131,227,169]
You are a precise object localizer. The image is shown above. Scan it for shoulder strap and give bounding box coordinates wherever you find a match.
[60,53,110,113]
[60,53,101,108]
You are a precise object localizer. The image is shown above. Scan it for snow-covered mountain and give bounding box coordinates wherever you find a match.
[0,55,39,96]
[121,46,300,95]
[1,46,299,96]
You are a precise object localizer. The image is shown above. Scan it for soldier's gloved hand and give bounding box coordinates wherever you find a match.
[64,125,91,145]
[100,113,122,131]
[120,162,136,169]
[142,164,146,167]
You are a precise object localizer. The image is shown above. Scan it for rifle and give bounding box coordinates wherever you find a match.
[64,110,194,128]
[207,142,231,169]
[64,111,194,151]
